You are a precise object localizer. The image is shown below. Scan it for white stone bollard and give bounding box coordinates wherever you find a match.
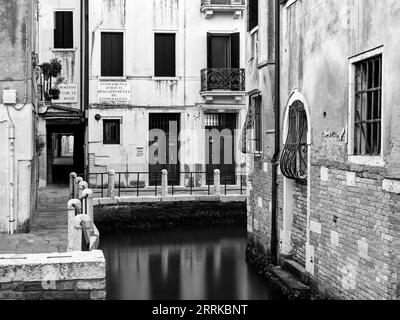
[214,169,221,196]
[82,188,94,231]
[161,170,168,197]
[78,181,89,200]
[70,214,92,252]
[67,199,81,252]
[108,170,116,198]
[69,172,77,199]
[74,177,83,199]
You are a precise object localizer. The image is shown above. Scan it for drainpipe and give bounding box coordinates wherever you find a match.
[270,0,281,266]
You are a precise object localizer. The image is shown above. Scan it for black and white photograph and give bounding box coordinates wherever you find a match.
[0,0,399,310]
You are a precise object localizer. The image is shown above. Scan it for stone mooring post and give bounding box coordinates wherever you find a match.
[82,188,94,231]
[70,214,92,252]
[108,170,116,198]
[67,199,81,252]
[161,169,168,197]
[214,169,221,196]
[74,177,83,200]
[78,181,89,200]
[69,172,77,200]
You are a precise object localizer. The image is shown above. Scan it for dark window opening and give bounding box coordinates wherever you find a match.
[248,0,258,32]
[103,120,121,145]
[101,32,124,77]
[354,55,382,156]
[155,33,176,77]
[280,101,308,183]
[240,93,262,154]
[54,11,73,49]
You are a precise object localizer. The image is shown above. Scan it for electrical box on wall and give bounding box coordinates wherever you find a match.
[2,90,17,104]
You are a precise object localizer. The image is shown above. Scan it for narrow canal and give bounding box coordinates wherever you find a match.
[100,225,284,300]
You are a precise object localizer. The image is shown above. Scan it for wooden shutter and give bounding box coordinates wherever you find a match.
[54,12,64,48]
[155,33,176,77]
[54,12,73,49]
[231,32,240,68]
[101,33,123,77]
[63,12,73,49]
[207,32,212,68]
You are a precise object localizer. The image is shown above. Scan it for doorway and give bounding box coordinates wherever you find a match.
[149,113,181,186]
[46,124,85,185]
[205,113,237,185]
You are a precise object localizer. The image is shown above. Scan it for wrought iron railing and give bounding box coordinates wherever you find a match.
[201,0,245,6]
[201,68,245,92]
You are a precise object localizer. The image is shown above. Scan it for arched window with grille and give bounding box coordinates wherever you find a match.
[280,101,308,183]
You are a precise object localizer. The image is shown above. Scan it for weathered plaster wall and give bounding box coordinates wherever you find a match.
[0,0,36,233]
[38,0,82,110]
[248,0,400,300]
[87,0,246,176]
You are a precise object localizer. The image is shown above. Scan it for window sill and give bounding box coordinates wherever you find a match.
[51,48,77,52]
[99,77,127,81]
[348,155,385,167]
[152,77,179,81]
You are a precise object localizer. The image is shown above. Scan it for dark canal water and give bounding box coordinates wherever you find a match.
[100,226,283,300]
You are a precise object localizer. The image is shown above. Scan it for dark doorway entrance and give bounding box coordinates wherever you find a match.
[205,113,237,185]
[46,123,85,185]
[149,113,181,186]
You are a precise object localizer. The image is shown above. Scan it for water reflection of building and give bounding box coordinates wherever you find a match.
[103,230,251,300]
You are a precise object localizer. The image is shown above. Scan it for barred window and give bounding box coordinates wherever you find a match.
[103,120,121,145]
[354,55,382,156]
[280,101,308,183]
[253,96,262,153]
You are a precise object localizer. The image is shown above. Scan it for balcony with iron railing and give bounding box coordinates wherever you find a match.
[200,68,245,101]
[200,0,246,19]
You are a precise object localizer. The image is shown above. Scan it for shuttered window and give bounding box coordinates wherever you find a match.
[248,0,259,32]
[155,33,176,77]
[54,11,73,49]
[101,32,124,77]
[103,120,121,145]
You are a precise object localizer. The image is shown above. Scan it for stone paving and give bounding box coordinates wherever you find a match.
[0,186,69,255]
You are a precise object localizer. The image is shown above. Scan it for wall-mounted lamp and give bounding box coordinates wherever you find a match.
[95,114,102,121]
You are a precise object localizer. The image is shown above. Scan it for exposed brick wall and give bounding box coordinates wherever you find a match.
[308,165,399,300]
[292,182,307,267]
[248,149,400,300]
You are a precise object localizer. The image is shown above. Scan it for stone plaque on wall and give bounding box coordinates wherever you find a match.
[97,82,131,103]
[57,84,78,103]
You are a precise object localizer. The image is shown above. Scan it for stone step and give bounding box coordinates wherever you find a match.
[269,266,312,300]
[281,258,309,285]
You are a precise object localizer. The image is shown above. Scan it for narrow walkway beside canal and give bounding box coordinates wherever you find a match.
[0,186,68,254]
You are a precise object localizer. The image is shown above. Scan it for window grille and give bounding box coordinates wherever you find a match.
[354,55,382,156]
[103,120,121,145]
[280,101,308,183]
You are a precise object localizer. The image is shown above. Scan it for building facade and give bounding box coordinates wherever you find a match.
[0,0,39,233]
[246,0,400,299]
[36,0,86,187]
[86,0,247,188]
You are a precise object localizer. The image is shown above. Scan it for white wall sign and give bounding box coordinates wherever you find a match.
[136,146,144,157]
[98,82,131,103]
[58,84,78,103]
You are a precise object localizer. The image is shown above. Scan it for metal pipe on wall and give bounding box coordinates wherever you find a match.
[270,0,281,266]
